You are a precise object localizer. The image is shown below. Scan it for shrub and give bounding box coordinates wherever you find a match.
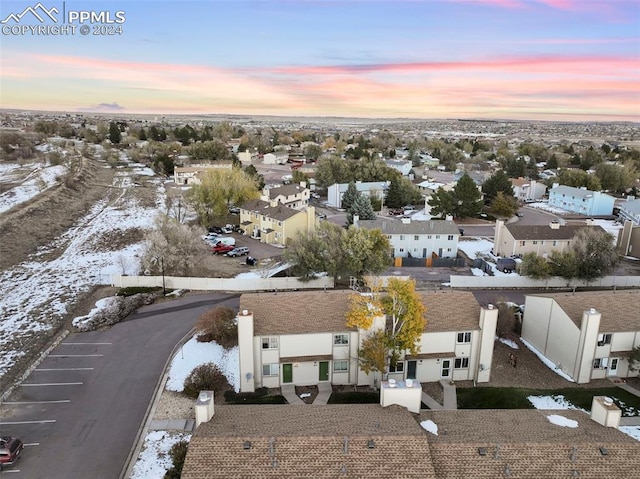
[194,307,238,348]
[72,293,157,332]
[164,440,189,479]
[116,286,162,297]
[224,387,276,404]
[183,363,229,399]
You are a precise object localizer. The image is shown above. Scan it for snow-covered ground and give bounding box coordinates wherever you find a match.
[0,154,164,377]
[130,430,191,479]
[527,202,571,215]
[0,162,68,214]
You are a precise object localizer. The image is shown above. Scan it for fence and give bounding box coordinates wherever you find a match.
[449,275,640,289]
[111,274,334,291]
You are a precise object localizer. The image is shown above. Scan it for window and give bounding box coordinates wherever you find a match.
[387,235,392,239]
[262,337,278,349]
[262,363,279,376]
[457,332,472,343]
[389,362,404,373]
[400,235,404,240]
[334,334,349,345]
[399,248,404,253]
[428,235,432,239]
[436,235,440,239]
[447,247,452,252]
[593,358,609,369]
[597,333,612,346]
[333,360,348,372]
[454,357,469,369]
[448,235,454,240]
[532,241,538,245]
[414,235,419,241]
[520,241,526,246]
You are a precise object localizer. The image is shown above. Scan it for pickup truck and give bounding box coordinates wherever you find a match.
[0,436,23,469]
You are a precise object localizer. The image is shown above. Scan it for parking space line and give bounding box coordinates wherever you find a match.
[3,400,70,405]
[60,342,112,345]
[2,470,20,473]
[48,354,103,357]
[20,382,83,386]
[24,443,40,447]
[35,368,94,371]
[0,420,56,425]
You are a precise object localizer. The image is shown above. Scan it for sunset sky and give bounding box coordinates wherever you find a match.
[1,0,638,121]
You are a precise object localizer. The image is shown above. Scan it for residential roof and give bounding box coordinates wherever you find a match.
[510,177,531,187]
[240,289,480,336]
[528,290,640,331]
[332,181,389,193]
[239,199,301,222]
[358,218,461,236]
[182,406,639,479]
[422,409,640,479]
[419,290,481,332]
[619,198,640,216]
[266,183,308,198]
[183,404,436,479]
[550,184,613,200]
[505,223,605,241]
[240,290,356,335]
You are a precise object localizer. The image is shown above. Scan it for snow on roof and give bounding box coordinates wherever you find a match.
[420,419,438,435]
[546,414,579,428]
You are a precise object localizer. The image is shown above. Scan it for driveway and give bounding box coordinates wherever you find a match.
[0,293,239,479]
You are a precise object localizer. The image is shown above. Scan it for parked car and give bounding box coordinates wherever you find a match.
[228,206,240,214]
[388,209,403,216]
[208,226,224,234]
[496,257,517,273]
[212,243,235,255]
[227,246,250,257]
[0,436,24,469]
[214,237,236,247]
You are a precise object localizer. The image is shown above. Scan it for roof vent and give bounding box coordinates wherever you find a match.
[478,447,487,456]
[599,446,608,456]
[570,446,578,462]
[243,441,251,450]
[367,439,375,449]
[504,464,511,477]
[343,437,349,454]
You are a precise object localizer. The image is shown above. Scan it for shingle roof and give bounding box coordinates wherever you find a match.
[183,404,436,479]
[422,409,640,479]
[240,290,356,335]
[358,218,460,235]
[240,289,480,336]
[266,183,308,198]
[420,290,480,332]
[239,199,301,221]
[505,223,605,240]
[550,185,598,199]
[182,406,640,479]
[619,198,640,216]
[528,290,640,331]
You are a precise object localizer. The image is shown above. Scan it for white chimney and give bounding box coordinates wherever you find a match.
[195,390,215,428]
[401,217,411,224]
[549,221,560,229]
[591,396,621,428]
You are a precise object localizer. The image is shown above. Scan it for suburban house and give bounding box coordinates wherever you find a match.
[492,219,607,258]
[617,197,640,226]
[548,184,615,216]
[416,180,454,196]
[355,217,460,260]
[521,290,640,383]
[236,289,497,394]
[172,162,233,185]
[327,181,389,209]
[511,177,547,202]
[263,151,289,165]
[260,183,310,210]
[384,159,413,176]
[238,199,315,246]
[182,403,639,478]
[617,219,640,259]
[236,150,259,165]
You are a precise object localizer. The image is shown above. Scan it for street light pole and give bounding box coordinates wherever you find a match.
[160,256,166,296]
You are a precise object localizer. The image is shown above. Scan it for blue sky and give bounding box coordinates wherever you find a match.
[1,0,638,120]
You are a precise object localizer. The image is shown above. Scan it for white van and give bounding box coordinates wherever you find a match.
[214,237,236,247]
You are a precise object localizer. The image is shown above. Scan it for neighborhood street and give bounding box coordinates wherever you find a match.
[0,293,238,479]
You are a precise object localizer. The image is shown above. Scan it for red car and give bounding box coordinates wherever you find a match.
[212,243,235,255]
[0,436,23,469]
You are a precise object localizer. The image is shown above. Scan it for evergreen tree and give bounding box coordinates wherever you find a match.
[347,194,376,224]
[341,181,359,210]
[384,175,404,209]
[453,173,482,218]
[427,187,456,218]
[108,121,121,144]
[482,170,514,202]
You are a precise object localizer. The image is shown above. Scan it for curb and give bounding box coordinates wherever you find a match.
[119,328,196,479]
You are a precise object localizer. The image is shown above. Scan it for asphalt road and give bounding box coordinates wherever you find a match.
[0,293,239,479]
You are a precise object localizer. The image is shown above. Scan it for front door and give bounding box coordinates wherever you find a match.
[438,247,443,257]
[283,363,293,383]
[407,360,417,380]
[607,358,619,377]
[319,361,329,381]
[441,359,451,378]
[422,248,427,258]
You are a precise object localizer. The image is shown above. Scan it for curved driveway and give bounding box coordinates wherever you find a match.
[0,293,238,479]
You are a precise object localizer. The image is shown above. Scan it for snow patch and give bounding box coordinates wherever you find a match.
[546,414,578,428]
[420,419,438,435]
[130,431,191,479]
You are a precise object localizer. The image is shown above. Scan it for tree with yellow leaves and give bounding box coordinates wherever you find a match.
[346,277,426,377]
